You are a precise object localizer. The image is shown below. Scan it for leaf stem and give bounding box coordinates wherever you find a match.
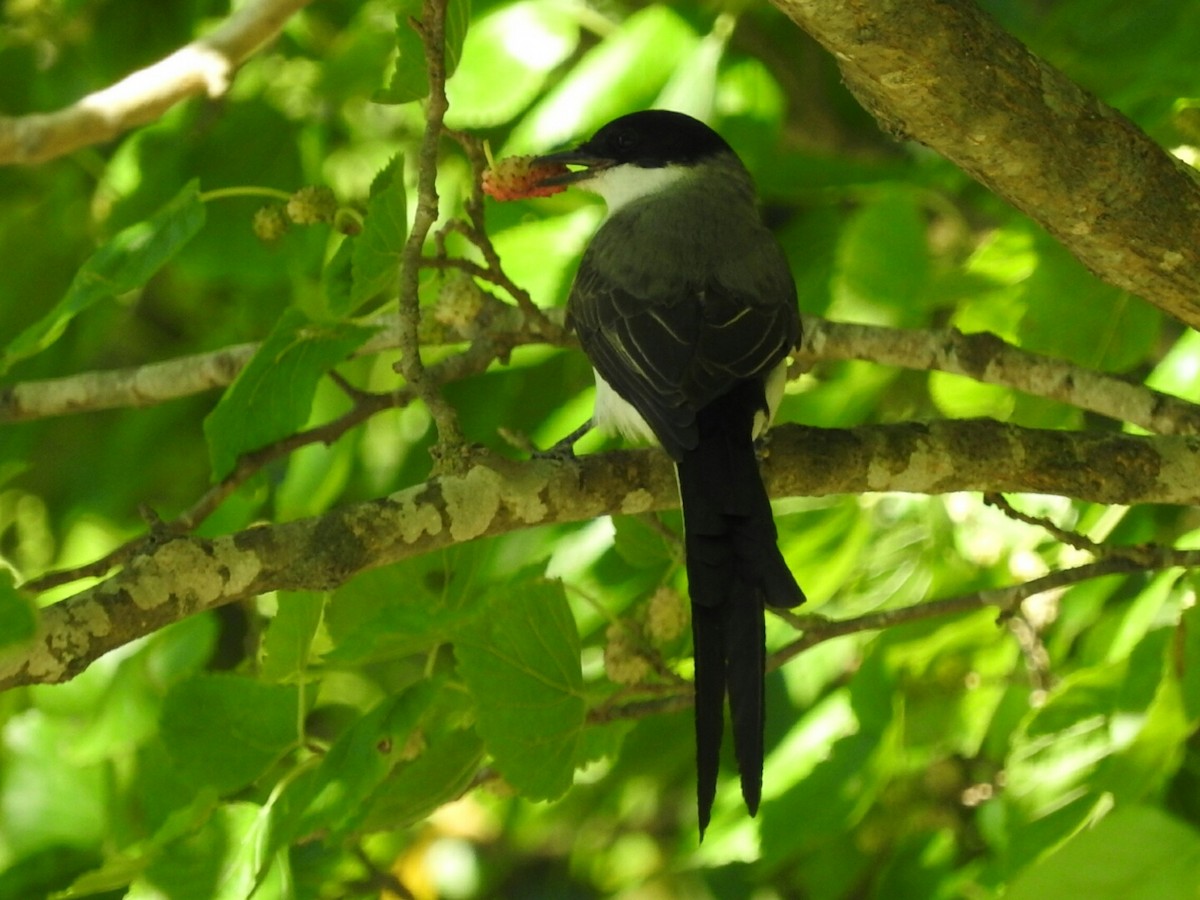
[199,186,293,204]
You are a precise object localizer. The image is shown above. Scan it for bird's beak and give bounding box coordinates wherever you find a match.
[531,149,614,188]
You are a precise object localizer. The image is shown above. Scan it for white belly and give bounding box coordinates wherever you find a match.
[590,359,789,445]
[592,372,659,444]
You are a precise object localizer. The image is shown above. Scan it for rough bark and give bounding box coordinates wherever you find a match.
[5,420,1199,689]
[773,0,1200,328]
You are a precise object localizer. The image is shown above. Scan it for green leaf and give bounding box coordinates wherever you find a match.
[504,7,699,155]
[1018,234,1161,371]
[1,180,205,373]
[0,569,36,652]
[376,0,470,104]
[259,592,326,683]
[321,235,354,316]
[362,726,485,830]
[929,370,1015,420]
[377,0,425,103]
[831,188,930,327]
[652,15,731,120]
[58,791,219,898]
[455,577,586,800]
[444,0,469,80]
[160,674,299,793]
[1145,329,1200,403]
[133,802,281,900]
[294,683,436,840]
[1179,603,1200,722]
[0,844,101,899]
[347,155,407,313]
[202,308,376,479]
[324,541,499,665]
[445,0,579,128]
[612,516,675,569]
[1006,806,1200,900]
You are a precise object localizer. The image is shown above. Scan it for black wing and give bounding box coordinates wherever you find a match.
[568,230,799,459]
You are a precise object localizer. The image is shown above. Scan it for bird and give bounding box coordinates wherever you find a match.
[532,109,807,837]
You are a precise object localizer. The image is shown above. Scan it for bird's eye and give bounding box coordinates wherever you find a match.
[613,130,637,152]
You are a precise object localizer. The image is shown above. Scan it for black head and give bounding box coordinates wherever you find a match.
[576,110,734,168]
[534,110,735,187]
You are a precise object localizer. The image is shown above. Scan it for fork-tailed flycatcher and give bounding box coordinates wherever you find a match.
[535,110,806,837]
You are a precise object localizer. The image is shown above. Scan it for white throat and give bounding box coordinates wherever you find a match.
[578,164,691,215]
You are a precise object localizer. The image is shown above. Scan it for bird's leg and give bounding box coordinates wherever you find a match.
[533,418,593,461]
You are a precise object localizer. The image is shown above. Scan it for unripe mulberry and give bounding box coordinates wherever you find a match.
[253,205,290,242]
[603,623,651,685]
[646,586,687,644]
[286,185,338,224]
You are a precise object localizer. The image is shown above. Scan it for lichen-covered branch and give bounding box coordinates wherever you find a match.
[6,419,1200,690]
[774,0,1200,329]
[0,0,314,165]
[798,321,1200,436]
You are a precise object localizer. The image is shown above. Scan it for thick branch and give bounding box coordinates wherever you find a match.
[774,0,1200,328]
[6,419,1200,689]
[0,0,313,165]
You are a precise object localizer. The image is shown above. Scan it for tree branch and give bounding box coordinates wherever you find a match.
[20,303,539,593]
[0,0,314,166]
[6,419,1200,689]
[8,317,1198,439]
[0,304,537,423]
[774,0,1200,329]
[773,556,1150,667]
[798,321,1200,436]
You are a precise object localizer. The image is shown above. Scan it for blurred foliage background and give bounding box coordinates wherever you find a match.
[2,0,1200,897]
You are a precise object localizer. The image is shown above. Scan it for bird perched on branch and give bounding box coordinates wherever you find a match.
[530,110,806,837]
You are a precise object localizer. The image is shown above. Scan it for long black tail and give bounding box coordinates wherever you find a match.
[676,381,806,838]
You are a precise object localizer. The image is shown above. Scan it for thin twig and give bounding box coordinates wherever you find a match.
[394,0,466,465]
[1007,612,1055,694]
[24,388,405,592]
[772,556,1151,667]
[440,128,563,339]
[984,492,1159,566]
[24,326,526,593]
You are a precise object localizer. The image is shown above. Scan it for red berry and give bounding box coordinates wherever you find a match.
[482,156,569,201]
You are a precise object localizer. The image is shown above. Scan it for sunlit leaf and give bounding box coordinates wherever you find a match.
[503,7,699,154]
[362,726,485,830]
[1018,235,1161,371]
[259,592,325,683]
[376,0,470,104]
[290,683,436,840]
[347,155,407,313]
[134,802,280,900]
[830,187,930,326]
[1006,806,1200,900]
[445,0,578,128]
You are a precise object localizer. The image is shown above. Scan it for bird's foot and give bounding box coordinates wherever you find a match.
[531,419,593,462]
